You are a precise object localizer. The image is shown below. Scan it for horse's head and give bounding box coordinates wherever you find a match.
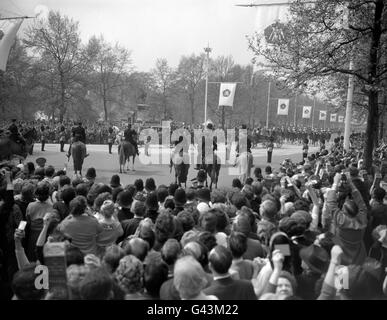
[23,128,37,143]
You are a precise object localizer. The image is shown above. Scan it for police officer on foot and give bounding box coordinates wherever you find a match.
[71,121,88,157]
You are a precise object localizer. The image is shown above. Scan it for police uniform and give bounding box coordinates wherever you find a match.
[124,126,139,155]
[72,124,86,144]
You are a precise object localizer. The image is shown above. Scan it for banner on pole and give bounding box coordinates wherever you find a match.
[218,83,237,108]
[338,115,344,123]
[319,110,327,121]
[330,113,337,122]
[0,19,24,71]
[277,99,289,115]
[302,106,312,119]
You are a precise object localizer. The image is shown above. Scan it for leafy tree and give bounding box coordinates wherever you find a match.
[88,35,132,121]
[24,11,95,121]
[248,0,387,169]
[150,58,176,120]
[176,54,206,124]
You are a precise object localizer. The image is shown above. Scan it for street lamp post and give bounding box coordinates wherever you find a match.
[204,45,212,124]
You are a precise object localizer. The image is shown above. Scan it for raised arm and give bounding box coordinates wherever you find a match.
[14,229,30,270]
[305,182,320,231]
[317,245,343,300]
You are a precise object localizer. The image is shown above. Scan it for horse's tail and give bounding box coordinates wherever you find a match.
[118,142,126,165]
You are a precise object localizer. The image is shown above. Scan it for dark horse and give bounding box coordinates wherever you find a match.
[23,128,38,155]
[199,155,221,190]
[170,151,190,188]
[0,137,28,161]
[118,140,136,173]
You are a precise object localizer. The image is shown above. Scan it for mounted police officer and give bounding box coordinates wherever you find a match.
[124,123,139,156]
[72,121,86,144]
[8,119,26,149]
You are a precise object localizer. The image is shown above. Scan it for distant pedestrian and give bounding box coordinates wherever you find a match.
[267,138,274,164]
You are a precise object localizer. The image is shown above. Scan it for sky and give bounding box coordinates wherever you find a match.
[0,0,261,72]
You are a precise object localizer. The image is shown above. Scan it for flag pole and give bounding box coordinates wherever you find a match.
[204,45,212,124]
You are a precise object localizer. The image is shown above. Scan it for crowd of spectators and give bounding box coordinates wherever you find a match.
[1,134,387,300]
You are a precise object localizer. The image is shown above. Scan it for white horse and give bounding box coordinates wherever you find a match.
[234,151,253,184]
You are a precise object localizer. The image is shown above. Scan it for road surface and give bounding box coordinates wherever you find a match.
[25,143,319,188]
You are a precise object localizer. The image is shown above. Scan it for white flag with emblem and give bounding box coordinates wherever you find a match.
[277,99,289,115]
[255,0,289,32]
[0,19,23,71]
[319,111,327,121]
[219,83,237,108]
[302,106,312,119]
[338,115,344,123]
[330,113,337,122]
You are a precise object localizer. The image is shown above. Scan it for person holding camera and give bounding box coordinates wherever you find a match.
[325,172,368,265]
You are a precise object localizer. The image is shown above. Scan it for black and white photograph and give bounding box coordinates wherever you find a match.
[0,0,387,304]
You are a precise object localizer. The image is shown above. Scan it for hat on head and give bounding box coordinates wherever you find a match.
[299,244,329,274]
[197,169,207,183]
[85,167,96,179]
[110,174,121,188]
[36,157,46,167]
[196,188,211,203]
[197,202,210,214]
[174,188,187,207]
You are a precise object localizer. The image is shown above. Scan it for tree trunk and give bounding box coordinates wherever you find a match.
[364,0,384,171]
[364,91,379,170]
[103,93,108,121]
[190,93,195,124]
[163,95,167,120]
[59,73,66,122]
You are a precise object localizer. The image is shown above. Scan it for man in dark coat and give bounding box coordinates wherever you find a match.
[203,245,257,300]
[72,122,86,144]
[67,135,87,176]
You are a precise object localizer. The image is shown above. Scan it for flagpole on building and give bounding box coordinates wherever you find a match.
[344,60,354,151]
[266,81,271,129]
[204,45,212,124]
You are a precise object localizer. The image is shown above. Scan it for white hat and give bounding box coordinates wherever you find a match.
[197,202,210,214]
